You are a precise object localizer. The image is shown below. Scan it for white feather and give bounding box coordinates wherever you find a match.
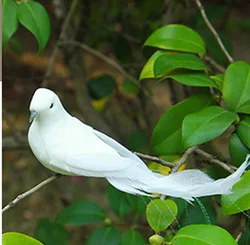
[28,88,250,201]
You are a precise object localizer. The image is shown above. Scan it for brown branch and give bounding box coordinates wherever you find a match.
[235,215,247,243]
[42,0,79,87]
[194,0,234,63]
[203,55,226,73]
[134,152,175,168]
[195,148,236,173]
[171,146,198,173]
[2,174,62,213]
[58,40,140,87]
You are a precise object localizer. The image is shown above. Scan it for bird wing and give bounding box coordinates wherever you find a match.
[93,129,144,163]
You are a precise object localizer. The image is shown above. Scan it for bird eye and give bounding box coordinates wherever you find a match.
[50,103,54,109]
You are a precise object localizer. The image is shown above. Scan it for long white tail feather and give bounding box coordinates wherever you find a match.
[107,155,250,201]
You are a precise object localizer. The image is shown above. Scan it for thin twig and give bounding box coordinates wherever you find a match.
[58,40,140,86]
[235,215,246,242]
[134,152,175,168]
[42,0,79,87]
[2,174,62,213]
[203,55,226,73]
[195,0,234,63]
[171,146,198,173]
[195,148,236,173]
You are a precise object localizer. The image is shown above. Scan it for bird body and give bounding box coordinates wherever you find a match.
[28,88,250,201]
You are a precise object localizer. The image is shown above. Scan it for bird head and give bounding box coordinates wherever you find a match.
[29,88,65,123]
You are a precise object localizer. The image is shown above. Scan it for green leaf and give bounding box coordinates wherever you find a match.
[151,93,213,155]
[107,184,132,219]
[182,106,238,150]
[165,71,218,89]
[121,230,145,245]
[87,75,116,100]
[229,133,250,167]
[35,218,68,245]
[223,61,250,114]
[55,200,106,225]
[2,232,44,245]
[172,224,237,245]
[154,53,208,77]
[17,1,50,54]
[221,170,250,216]
[144,24,206,55]
[2,0,18,50]
[237,116,250,148]
[146,199,178,232]
[139,50,169,80]
[122,79,140,95]
[86,226,120,245]
[210,74,224,91]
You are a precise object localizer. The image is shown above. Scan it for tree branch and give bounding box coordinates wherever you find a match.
[134,152,175,168]
[203,55,226,73]
[195,148,236,173]
[58,40,140,87]
[171,146,198,173]
[42,0,79,87]
[2,174,62,213]
[194,0,234,63]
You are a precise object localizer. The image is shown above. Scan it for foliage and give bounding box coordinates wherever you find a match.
[2,0,50,54]
[2,232,44,245]
[3,1,250,245]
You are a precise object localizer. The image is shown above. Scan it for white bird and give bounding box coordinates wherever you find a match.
[28,88,250,202]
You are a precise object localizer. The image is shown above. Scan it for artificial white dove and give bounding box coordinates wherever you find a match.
[28,88,250,202]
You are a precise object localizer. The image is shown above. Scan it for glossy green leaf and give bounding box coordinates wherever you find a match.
[86,226,120,245]
[144,24,206,55]
[139,50,169,80]
[210,74,224,91]
[146,199,178,232]
[172,224,237,245]
[237,116,250,148]
[151,93,213,155]
[3,232,44,245]
[122,79,140,95]
[223,61,250,114]
[221,170,250,215]
[55,200,106,225]
[154,53,208,77]
[107,184,132,218]
[166,71,218,89]
[35,218,68,245]
[2,0,18,50]
[17,1,50,54]
[87,75,116,100]
[121,230,145,245]
[229,133,250,167]
[182,106,238,150]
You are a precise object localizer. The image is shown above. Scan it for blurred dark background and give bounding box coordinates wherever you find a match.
[3,0,250,244]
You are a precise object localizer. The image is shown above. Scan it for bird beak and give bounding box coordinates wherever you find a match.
[29,111,38,123]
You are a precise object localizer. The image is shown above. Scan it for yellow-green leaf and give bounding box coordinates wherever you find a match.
[146,199,178,232]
